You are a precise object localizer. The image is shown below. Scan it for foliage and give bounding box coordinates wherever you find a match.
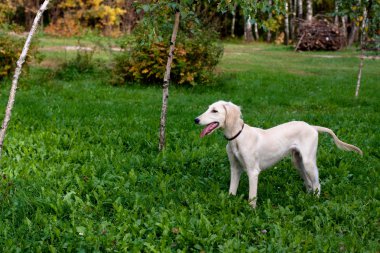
[365,0,380,41]
[113,38,223,86]
[0,0,15,24]
[0,40,379,251]
[54,48,98,81]
[336,0,380,40]
[262,13,284,33]
[44,0,127,37]
[44,17,82,37]
[0,0,379,46]
[112,2,223,86]
[218,0,286,30]
[0,32,38,80]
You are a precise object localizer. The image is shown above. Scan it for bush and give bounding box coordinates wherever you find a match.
[44,17,82,37]
[0,32,37,80]
[55,49,98,81]
[112,5,223,86]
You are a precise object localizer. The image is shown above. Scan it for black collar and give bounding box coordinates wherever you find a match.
[224,124,245,141]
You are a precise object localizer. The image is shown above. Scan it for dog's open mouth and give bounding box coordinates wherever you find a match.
[200,122,219,138]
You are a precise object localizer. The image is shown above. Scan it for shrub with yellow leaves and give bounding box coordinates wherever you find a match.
[112,9,223,86]
[0,32,38,80]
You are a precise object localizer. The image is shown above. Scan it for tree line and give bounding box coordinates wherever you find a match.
[0,0,378,45]
[0,0,144,36]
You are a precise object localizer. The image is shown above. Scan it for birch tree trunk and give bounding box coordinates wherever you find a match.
[298,0,303,18]
[284,0,290,45]
[348,22,358,47]
[334,0,339,26]
[267,0,272,42]
[0,0,50,160]
[341,15,347,44]
[355,7,367,98]
[158,8,180,151]
[244,15,254,42]
[290,0,296,40]
[254,22,259,41]
[306,0,313,22]
[231,3,237,38]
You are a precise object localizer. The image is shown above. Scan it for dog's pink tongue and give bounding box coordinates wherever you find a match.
[200,123,218,138]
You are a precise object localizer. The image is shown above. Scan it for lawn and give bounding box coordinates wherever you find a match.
[0,37,379,252]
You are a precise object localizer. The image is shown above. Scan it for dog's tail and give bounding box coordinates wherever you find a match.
[313,126,363,156]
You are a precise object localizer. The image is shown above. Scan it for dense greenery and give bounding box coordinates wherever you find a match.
[2,0,379,44]
[112,3,223,86]
[55,49,99,81]
[0,32,38,80]
[0,39,379,251]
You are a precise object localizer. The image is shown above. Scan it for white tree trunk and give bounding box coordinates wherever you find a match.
[290,0,296,40]
[334,0,339,25]
[159,9,180,151]
[254,22,259,41]
[284,0,290,45]
[0,0,50,159]
[355,7,368,98]
[231,3,237,37]
[341,15,347,44]
[297,0,303,18]
[348,21,358,47]
[306,0,312,22]
[356,55,364,97]
[267,0,273,42]
[244,15,254,42]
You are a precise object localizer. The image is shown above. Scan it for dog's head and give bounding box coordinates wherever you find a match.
[194,100,242,138]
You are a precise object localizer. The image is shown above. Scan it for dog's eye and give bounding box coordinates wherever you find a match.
[211,109,218,113]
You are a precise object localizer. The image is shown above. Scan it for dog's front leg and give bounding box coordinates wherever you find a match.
[229,165,242,196]
[227,146,242,195]
[247,167,260,208]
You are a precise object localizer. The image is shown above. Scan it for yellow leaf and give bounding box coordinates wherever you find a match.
[142,69,149,74]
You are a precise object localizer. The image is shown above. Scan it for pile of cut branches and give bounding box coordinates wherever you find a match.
[295,18,345,51]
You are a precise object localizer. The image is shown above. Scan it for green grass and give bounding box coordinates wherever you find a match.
[37,32,122,48]
[0,39,379,252]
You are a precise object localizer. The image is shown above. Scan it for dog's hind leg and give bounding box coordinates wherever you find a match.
[292,150,312,191]
[300,142,321,195]
[303,160,321,195]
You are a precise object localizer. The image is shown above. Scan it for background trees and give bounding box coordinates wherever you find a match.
[0,0,378,47]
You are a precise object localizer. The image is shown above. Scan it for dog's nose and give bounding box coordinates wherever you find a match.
[194,118,200,124]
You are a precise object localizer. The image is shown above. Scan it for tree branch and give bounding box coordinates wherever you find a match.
[0,0,50,160]
[355,7,368,98]
[158,8,180,151]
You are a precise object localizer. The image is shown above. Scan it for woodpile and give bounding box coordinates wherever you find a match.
[295,18,345,51]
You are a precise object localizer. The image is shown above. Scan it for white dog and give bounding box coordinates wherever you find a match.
[195,101,362,208]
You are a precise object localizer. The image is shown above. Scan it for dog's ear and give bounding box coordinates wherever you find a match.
[223,102,242,129]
